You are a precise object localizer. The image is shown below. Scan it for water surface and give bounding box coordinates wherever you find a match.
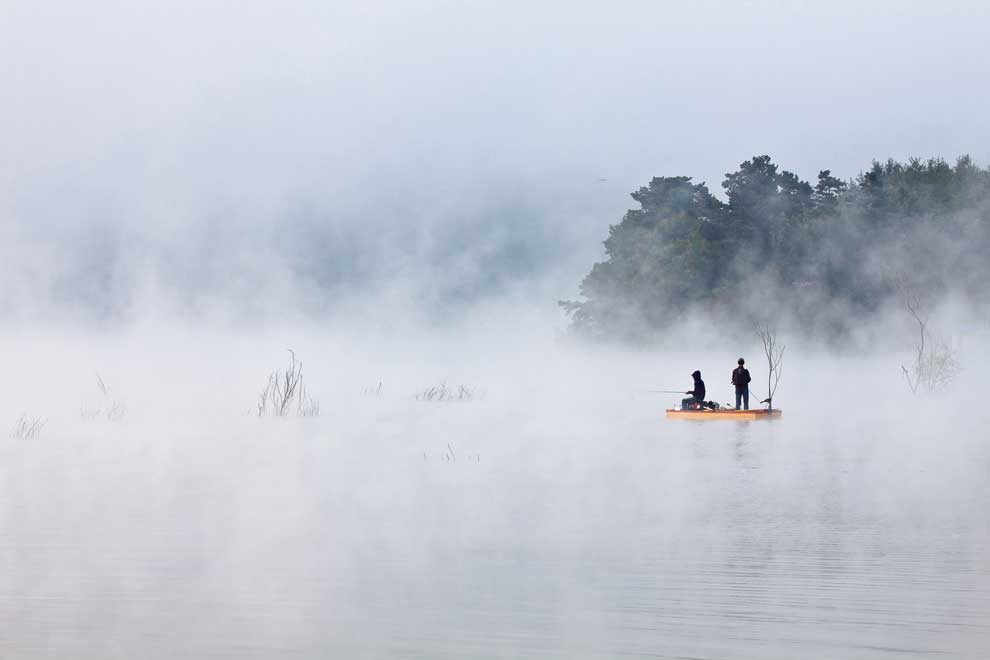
[2,398,988,659]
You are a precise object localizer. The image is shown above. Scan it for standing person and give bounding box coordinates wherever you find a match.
[732,358,751,410]
[682,370,706,410]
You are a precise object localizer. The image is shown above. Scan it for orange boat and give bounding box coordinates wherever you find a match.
[665,407,782,421]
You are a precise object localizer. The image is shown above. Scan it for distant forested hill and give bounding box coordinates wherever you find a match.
[560,156,990,339]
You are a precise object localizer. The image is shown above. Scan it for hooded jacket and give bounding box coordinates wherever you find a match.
[689,371,706,399]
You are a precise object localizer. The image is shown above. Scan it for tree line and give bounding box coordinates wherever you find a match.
[561,155,990,340]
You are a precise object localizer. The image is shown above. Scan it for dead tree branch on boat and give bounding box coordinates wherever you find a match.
[756,324,785,410]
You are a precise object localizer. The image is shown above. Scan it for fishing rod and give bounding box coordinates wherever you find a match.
[637,389,690,394]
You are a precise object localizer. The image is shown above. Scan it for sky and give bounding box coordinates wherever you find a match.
[2,0,990,319]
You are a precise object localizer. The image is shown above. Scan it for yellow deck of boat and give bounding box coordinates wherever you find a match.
[665,408,782,421]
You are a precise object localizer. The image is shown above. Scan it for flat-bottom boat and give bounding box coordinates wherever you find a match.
[665,408,782,421]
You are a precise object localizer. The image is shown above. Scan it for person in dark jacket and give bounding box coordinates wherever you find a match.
[682,370,706,410]
[731,358,751,410]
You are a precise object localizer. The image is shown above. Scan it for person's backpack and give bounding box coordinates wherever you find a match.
[735,367,751,387]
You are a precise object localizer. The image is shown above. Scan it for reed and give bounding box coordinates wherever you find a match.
[415,382,479,402]
[257,350,321,417]
[10,414,45,439]
[81,374,126,421]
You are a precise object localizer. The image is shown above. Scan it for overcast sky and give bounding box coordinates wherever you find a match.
[3,0,989,316]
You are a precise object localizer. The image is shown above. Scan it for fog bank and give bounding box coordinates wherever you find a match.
[4,1,990,321]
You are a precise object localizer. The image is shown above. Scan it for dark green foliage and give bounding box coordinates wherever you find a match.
[562,177,726,338]
[561,155,990,339]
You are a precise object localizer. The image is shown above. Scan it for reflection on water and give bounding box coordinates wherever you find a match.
[1,405,988,659]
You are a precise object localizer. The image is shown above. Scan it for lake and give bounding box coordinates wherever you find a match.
[2,390,988,659]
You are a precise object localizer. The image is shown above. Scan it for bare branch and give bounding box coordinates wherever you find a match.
[256,351,319,417]
[756,323,785,409]
[897,287,960,395]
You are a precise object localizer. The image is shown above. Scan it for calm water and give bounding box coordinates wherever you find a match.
[2,398,988,659]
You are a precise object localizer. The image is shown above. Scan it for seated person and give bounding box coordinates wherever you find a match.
[681,370,706,410]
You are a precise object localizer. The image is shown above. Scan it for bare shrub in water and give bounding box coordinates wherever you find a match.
[415,382,478,402]
[10,414,45,439]
[361,381,383,397]
[257,350,320,417]
[297,384,320,417]
[81,374,126,421]
[899,289,960,394]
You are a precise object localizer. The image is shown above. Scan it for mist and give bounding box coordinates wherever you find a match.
[3,318,990,657]
[4,1,990,319]
[3,1,990,658]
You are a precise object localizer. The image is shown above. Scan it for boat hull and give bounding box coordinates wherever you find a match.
[665,408,782,421]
